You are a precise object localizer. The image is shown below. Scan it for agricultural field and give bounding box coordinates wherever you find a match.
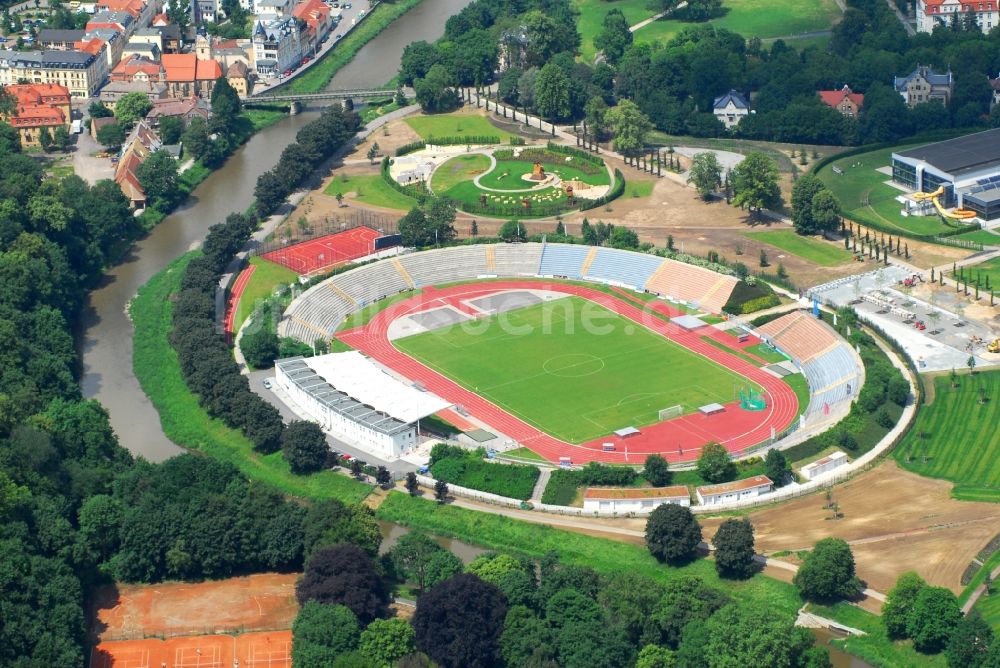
[404,112,514,142]
[394,296,755,443]
[894,370,1000,502]
[816,145,954,237]
[323,173,418,210]
[745,229,850,267]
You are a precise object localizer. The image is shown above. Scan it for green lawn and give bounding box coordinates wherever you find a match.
[404,113,514,142]
[323,173,418,210]
[816,144,953,237]
[747,342,790,364]
[131,252,373,503]
[394,296,757,443]
[574,0,658,60]
[894,370,1000,502]
[630,0,842,52]
[478,159,610,190]
[960,256,1000,292]
[953,228,1000,246]
[626,180,655,198]
[430,154,492,194]
[745,230,849,267]
[232,257,299,334]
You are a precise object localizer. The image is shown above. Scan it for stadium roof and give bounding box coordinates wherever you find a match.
[301,352,450,424]
[895,129,1000,177]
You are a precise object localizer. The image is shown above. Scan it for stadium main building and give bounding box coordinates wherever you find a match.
[892,128,1000,220]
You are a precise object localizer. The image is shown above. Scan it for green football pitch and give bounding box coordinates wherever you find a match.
[394,297,756,443]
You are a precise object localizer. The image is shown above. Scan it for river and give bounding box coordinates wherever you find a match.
[78,0,473,462]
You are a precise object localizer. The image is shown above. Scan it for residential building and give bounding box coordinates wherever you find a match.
[37,29,85,50]
[195,0,220,23]
[712,89,750,130]
[917,0,1000,33]
[110,54,163,83]
[0,50,104,98]
[582,486,691,514]
[115,118,163,207]
[96,0,158,26]
[86,10,135,36]
[73,36,112,82]
[818,84,865,118]
[157,24,183,53]
[255,0,293,17]
[252,16,302,77]
[82,27,125,69]
[696,475,773,506]
[161,52,222,97]
[292,0,331,53]
[131,26,165,52]
[989,73,1000,107]
[99,79,168,106]
[145,96,209,125]
[893,65,953,107]
[2,83,72,147]
[212,38,253,69]
[226,60,253,96]
[121,41,161,61]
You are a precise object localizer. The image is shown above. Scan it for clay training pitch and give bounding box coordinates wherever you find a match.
[394,296,756,443]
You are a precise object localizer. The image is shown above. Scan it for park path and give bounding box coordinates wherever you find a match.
[530,468,551,503]
[962,561,1000,613]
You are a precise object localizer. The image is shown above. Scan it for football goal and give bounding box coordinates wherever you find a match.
[658,405,683,421]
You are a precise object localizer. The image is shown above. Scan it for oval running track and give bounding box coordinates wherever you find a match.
[336,280,799,464]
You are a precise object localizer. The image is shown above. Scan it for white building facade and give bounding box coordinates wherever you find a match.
[582,486,691,514]
[696,475,773,506]
[800,451,849,481]
[918,0,999,33]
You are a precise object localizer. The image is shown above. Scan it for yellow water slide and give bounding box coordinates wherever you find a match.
[912,187,978,219]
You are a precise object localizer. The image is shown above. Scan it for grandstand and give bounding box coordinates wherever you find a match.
[281,244,746,343]
[584,247,663,289]
[644,259,739,313]
[756,311,862,416]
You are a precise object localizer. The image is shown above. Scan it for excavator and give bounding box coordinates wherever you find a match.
[989,338,1000,354]
[912,187,978,220]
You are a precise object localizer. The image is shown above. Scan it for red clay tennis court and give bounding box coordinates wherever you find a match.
[262,226,382,275]
[91,631,291,668]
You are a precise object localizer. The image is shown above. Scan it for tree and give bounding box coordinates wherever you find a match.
[281,420,329,474]
[359,618,416,668]
[687,152,724,200]
[645,503,702,564]
[50,125,70,152]
[946,611,993,668]
[696,442,735,483]
[291,602,360,668]
[644,454,671,487]
[297,544,390,624]
[240,328,279,368]
[594,8,633,65]
[412,573,508,668]
[114,92,153,129]
[534,63,572,122]
[696,601,820,668]
[181,116,210,160]
[303,500,381,558]
[606,99,653,157]
[209,76,240,135]
[500,606,557,667]
[811,190,842,234]
[367,142,380,164]
[764,449,790,487]
[136,150,179,207]
[499,219,526,242]
[405,471,419,495]
[96,122,125,149]
[414,64,460,113]
[636,644,676,668]
[731,152,782,218]
[375,465,391,488]
[712,518,756,579]
[434,480,449,503]
[906,586,962,653]
[158,115,184,145]
[609,226,640,249]
[88,100,114,119]
[390,531,446,592]
[794,537,863,602]
[790,174,825,234]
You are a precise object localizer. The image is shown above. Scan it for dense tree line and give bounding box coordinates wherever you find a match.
[402,0,1000,146]
[254,103,361,216]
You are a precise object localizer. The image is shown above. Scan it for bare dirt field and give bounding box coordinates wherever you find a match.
[702,461,1000,594]
[91,573,299,642]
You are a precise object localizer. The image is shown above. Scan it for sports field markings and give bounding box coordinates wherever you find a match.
[541,353,606,377]
[176,645,222,668]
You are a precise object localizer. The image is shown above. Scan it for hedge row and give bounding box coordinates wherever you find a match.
[380,156,428,200]
[540,462,640,505]
[427,134,501,147]
[579,168,625,211]
[396,140,426,156]
[545,141,606,167]
[428,444,539,500]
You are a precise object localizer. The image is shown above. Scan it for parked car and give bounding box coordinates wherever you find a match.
[301,56,310,64]
[283,69,292,77]
[334,33,342,39]
[262,378,272,390]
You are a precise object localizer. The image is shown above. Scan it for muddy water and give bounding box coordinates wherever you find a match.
[377,520,487,563]
[810,628,875,668]
[78,0,473,461]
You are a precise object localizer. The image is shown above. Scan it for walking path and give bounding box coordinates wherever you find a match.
[885,0,916,36]
[530,468,551,503]
[963,562,1000,613]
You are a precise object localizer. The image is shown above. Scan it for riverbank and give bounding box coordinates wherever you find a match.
[129,251,373,503]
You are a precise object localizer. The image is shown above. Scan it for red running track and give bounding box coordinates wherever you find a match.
[337,282,799,464]
[224,264,256,343]
[262,227,381,275]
